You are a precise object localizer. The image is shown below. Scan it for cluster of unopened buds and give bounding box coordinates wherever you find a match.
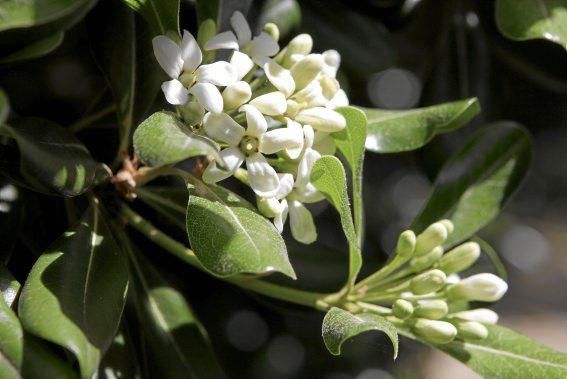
[152,11,348,244]
[353,220,508,344]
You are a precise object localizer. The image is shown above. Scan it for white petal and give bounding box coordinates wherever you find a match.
[264,60,295,97]
[189,83,224,114]
[249,32,279,59]
[294,183,324,203]
[259,126,303,155]
[275,173,294,200]
[204,31,239,51]
[246,153,280,197]
[195,61,237,86]
[295,148,321,189]
[327,89,349,109]
[203,112,245,146]
[202,147,244,184]
[240,104,267,138]
[249,92,287,116]
[161,79,189,105]
[292,79,327,107]
[303,124,315,149]
[230,11,252,46]
[223,81,252,110]
[289,200,317,244]
[180,30,202,73]
[313,131,336,155]
[322,49,341,77]
[230,51,254,80]
[152,35,183,79]
[274,199,289,233]
[283,119,305,159]
[295,107,346,132]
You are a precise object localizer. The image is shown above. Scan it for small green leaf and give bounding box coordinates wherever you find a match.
[0,295,23,376]
[411,122,531,247]
[322,307,398,358]
[133,112,219,168]
[186,176,295,278]
[126,241,226,378]
[89,1,163,149]
[18,204,129,379]
[0,118,105,197]
[122,0,179,35]
[311,156,360,287]
[434,324,567,377]
[0,32,64,64]
[496,0,567,50]
[361,98,480,153]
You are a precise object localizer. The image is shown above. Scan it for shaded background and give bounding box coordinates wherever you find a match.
[1,0,566,377]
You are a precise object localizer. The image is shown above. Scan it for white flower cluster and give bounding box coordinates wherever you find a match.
[358,220,508,344]
[152,12,349,244]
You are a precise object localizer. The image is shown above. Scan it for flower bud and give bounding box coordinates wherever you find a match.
[439,219,454,235]
[453,320,489,340]
[197,19,217,50]
[295,107,346,132]
[410,269,446,295]
[180,101,205,126]
[412,319,457,344]
[410,246,443,272]
[290,54,324,90]
[249,92,287,116]
[320,76,340,100]
[257,196,282,218]
[395,230,416,260]
[437,242,480,274]
[263,22,280,42]
[450,308,499,324]
[282,34,313,67]
[392,299,414,320]
[222,81,252,110]
[414,300,448,320]
[447,273,508,302]
[415,222,449,256]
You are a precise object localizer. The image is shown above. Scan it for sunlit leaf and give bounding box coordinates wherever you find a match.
[122,0,179,35]
[411,122,531,247]
[322,307,398,358]
[361,98,480,153]
[0,295,23,376]
[496,0,567,50]
[21,335,78,379]
[0,265,21,309]
[18,204,129,378]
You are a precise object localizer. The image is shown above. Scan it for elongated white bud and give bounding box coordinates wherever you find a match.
[395,230,416,260]
[257,196,282,218]
[295,107,346,132]
[415,222,449,256]
[222,81,252,110]
[448,273,508,302]
[249,92,287,115]
[410,246,443,272]
[263,22,280,42]
[282,34,313,67]
[290,54,324,90]
[450,309,499,324]
[410,269,446,295]
[392,299,414,320]
[412,319,457,344]
[437,242,480,274]
[453,320,489,340]
[414,300,448,320]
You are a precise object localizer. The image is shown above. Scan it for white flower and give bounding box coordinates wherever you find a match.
[153,30,237,112]
[451,309,499,324]
[202,107,303,197]
[448,273,508,302]
[205,11,279,66]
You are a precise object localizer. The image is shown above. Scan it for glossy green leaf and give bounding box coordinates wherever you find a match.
[311,156,361,287]
[333,106,367,241]
[257,0,301,38]
[411,122,531,247]
[122,0,179,35]
[21,335,78,379]
[322,307,398,358]
[137,186,187,230]
[361,98,480,153]
[0,265,21,309]
[0,32,64,64]
[196,0,220,25]
[496,0,567,50]
[98,332,139,379]
[133,112,219,168]
[126,241,226,378]
[0,296,23,377]
[434,324,567,377]
[186,176,295,278]
[0,118,105,197]
[89,1,163,149]
[18,204,129,379]
[0,89,9,125]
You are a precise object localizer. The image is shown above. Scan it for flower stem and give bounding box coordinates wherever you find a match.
[69,105,115,133]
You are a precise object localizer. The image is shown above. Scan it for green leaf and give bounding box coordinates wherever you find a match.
[122,0,179,35]
[21,335,78,379]
[0,89,9,125]
[0,32,64,64]
[89,1,163,150]
[98,332,139,379]
[136,186,187,231]
[0,295,23,377]
[126,240,226,378]
[322,307,398,358]
[133,112,219,168]
[434,324,567,378]
[196,0,220,25]
[496,0,567,50]
[185,176,295,278]
[18,204,129,378]
[310,156,361,287]
[0,118,106,197]
[333,106,367,241]
[411,122,531,247]
[361,98,480,153]
[0,265,21,309]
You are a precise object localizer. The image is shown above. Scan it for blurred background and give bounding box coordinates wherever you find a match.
[1,0,566,377]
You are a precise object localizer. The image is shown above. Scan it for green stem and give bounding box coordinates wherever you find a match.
[356,301,392,315]
[69,105,115,133]
[121,205,328,310]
